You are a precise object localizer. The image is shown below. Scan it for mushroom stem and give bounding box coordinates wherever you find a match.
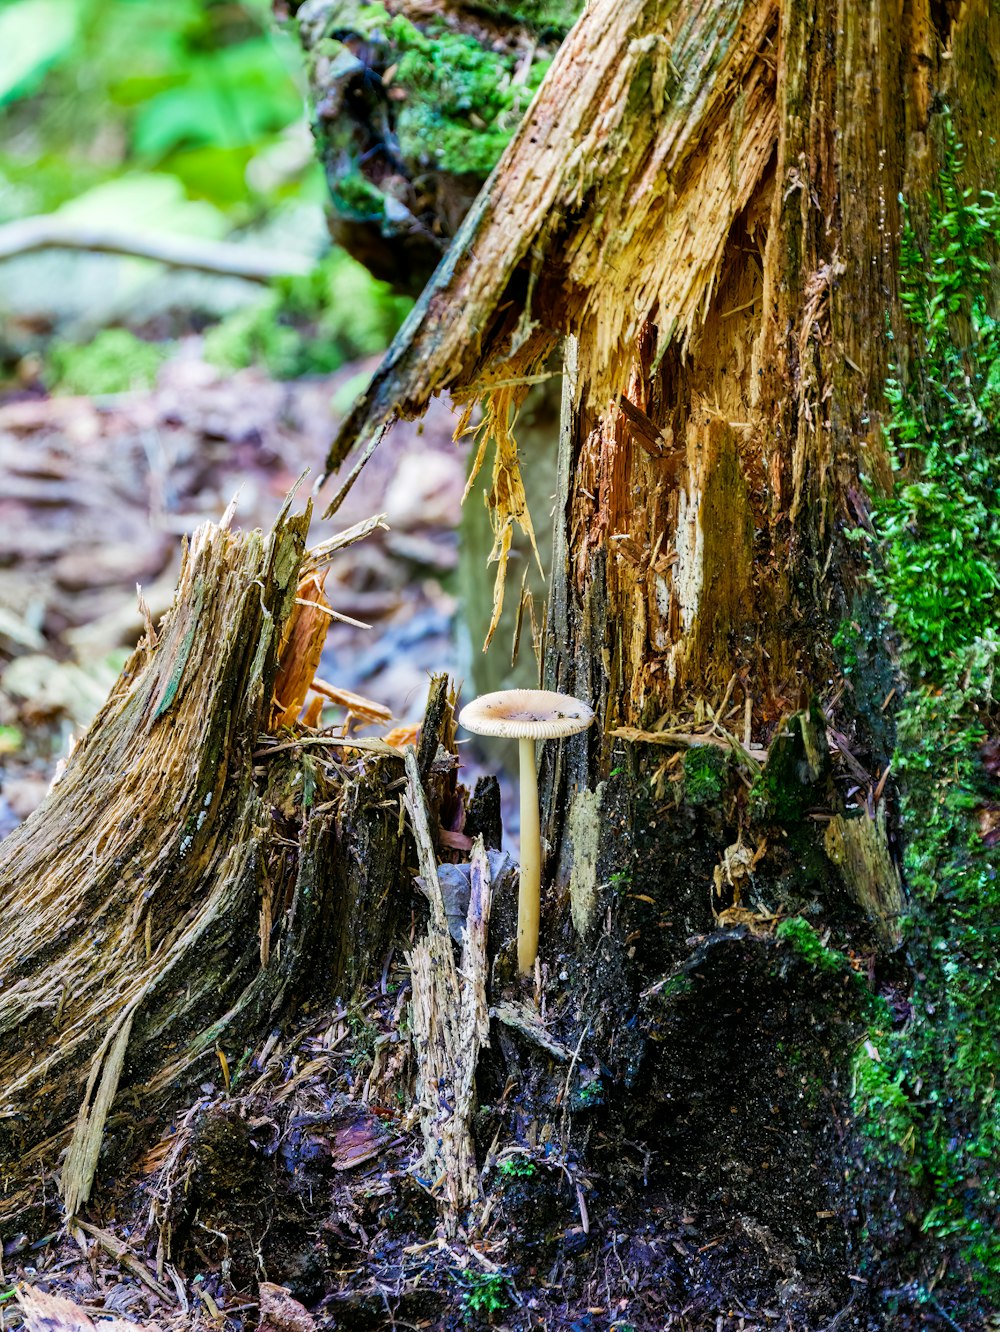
[517,735,541,975]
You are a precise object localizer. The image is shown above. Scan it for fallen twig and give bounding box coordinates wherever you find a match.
[0,216,311,282]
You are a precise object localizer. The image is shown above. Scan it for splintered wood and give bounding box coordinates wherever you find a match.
[270,567,334,729]
[324,0,779,485]
[458,384,544,650]
[271,512,390,728]
[403,749,492,1235]
[0,499,309,1226]
[16,1285,163,1332]
[322,0,779,695]
[824,808,905,951]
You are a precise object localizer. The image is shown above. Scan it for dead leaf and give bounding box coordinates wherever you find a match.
[257,1283,316,1332]
[17,1285,162,1332]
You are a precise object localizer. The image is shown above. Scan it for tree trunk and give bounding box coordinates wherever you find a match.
[320,0,1000,1323]
[4,1,999,1328]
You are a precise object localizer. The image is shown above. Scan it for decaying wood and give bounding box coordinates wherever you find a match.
[824,808,904,951]
[270,519,393,720]
[324,0,779,479]
[307,678,393,725]
[0,500,416,1230]
[0,500,306,1223]
[404,749,492,1235]
[320,0,996,736]
[322,0,780,664]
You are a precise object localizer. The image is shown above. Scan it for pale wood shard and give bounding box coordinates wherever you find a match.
[303,513,390,570]
[404,749,492,1235]
[323,0,779,490]
[308,678,393,725]
[62,1011,136,1218]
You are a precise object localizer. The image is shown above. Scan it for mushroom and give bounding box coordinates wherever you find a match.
[458,688,595,975]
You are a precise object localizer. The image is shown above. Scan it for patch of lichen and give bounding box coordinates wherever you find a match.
[852,119,1000,1306]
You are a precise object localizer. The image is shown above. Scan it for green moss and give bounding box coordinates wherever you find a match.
[346,1005,378,1071]
[854,118,1000,1305]
[329,168,385,219]
[496,1156,535,1179]
[204,249,411,379]
[776,916,850,974]
[458,1269,511,1320]
[871,121,1000,677]
[832,618,860,674]
[386,16,552,176]
[47,327,167,395]
[472,0,579,35]
[682,745,726,806]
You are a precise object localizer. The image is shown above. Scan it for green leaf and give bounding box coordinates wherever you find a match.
[132,40,301,157]
[0,0,79,103]
[54,173,227,238]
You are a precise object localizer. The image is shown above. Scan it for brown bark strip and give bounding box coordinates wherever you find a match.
[271,568,334,729]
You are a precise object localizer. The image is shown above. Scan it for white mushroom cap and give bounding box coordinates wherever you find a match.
[458,689,595,740]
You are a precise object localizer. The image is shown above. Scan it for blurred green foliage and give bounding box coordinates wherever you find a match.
[203,249,411,379]
[0,0,415,388]
[0,0,316,220]
[47,327,167,393]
